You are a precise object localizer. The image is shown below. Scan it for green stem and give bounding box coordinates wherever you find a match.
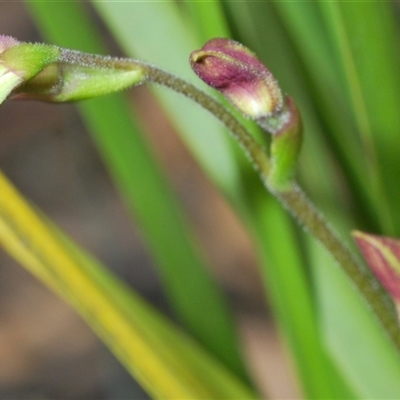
[277,185,400,347]
[14,44,399,352]
[140,63,400,350]
[143,65,271,175]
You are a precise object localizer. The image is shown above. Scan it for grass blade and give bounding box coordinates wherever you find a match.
[183,0,230,40]
[26,0,248,380]
[245,3,400,396]
[91,1,249,204]
[0,170,257,399]
[273,3,378,231]
[309,238,400,398]
[223,3,359,397]
[319,2,400,235]
[252,196,356,399]
[95,2,362,397]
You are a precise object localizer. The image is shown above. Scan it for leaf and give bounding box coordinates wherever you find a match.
[319,2,400,235]
[273,2,377,231]
[253,197,356,399]
[91,2,360,398]
[183,0,230,41]
[91,0,243,198]
[309,238,400,398]
[0,170,258,400]
[26,0,248,380]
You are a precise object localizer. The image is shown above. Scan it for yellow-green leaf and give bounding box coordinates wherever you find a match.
[0,170,257,400]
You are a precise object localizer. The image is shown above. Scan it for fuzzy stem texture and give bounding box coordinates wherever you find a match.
[277,185,400,346]
[140,63,400,350]
[4,45,399,351]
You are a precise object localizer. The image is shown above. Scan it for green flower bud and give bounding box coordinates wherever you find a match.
[0,36,146,103]
[16,49,146,102]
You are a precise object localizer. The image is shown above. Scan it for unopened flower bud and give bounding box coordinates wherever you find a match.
[190,38,283,122]
[190,38,302,189]
[0,36,146,104]
[353,231,400,307]
[16,49,146,102]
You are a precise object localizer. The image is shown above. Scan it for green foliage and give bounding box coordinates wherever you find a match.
[0,1,399,398]
[0,171,256,399]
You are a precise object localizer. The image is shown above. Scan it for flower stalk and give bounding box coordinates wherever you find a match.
[1,36,399,351]
[142,65,400,351]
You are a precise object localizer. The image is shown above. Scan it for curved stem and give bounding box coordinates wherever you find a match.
[277,185,400,348]
[144,65,271,175]
[141,63,400,350]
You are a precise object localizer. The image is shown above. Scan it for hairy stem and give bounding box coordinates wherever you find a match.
[277,185,400,347]
[141,63,400,349]
[56,51,398,348]
[144,65,270,173]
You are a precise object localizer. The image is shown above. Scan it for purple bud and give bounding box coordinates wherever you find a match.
[353,231,400,304]
[190,38,303,189]
[190,38,283,121]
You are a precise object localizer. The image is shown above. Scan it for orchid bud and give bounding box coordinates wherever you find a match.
[15,49,146,102]
[190,38,302,189]
[190,38,283,123]
[353,231,400,312]
[0,36,146,104]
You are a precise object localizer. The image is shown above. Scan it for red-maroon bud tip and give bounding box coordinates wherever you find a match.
[190,38,283,120]
[353,231,400,303]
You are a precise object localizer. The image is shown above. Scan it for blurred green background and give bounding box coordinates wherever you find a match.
[2,1,400,398]
[0,3,286,398]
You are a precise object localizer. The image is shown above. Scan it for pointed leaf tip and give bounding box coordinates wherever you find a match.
[353,231,400,303]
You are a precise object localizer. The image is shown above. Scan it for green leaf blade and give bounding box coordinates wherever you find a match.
[310,238,400,398]
[26,0,249,382]
[319,2,400,235]
[0,170,257,399]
